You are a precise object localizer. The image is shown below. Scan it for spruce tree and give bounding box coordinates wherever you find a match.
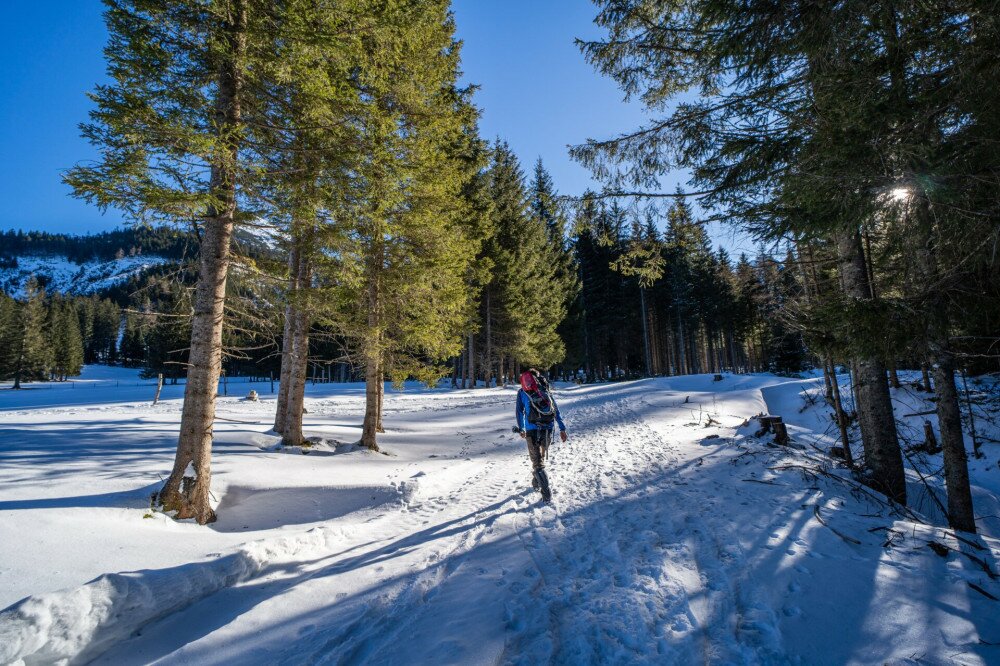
[529,159,578,375]
[50,298,84,381]
[66,0,267,523]
[320,0,485,451]
[483,144,568,375]
[3,279,52,388]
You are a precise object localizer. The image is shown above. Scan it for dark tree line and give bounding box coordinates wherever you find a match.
[0,227,195,264]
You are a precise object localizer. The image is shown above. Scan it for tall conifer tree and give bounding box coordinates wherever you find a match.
[66,0,266,523]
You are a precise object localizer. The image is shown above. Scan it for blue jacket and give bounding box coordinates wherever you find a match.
[516,388,566,432]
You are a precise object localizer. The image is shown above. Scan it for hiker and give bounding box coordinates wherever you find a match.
[515,369,567,502]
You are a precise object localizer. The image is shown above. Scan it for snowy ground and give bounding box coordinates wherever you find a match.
[1,367,999,665]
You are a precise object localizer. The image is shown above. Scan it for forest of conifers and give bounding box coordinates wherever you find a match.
[0,0,997,529]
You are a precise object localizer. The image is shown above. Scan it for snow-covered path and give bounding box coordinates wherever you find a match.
[2,371,999,665]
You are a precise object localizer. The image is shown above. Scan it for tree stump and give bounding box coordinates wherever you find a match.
[923,419,940,453]
[755,415,779,436]
[755,415,789,445]
[773,420,790,446]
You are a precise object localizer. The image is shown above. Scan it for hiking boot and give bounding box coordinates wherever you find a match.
[534,469,551,501]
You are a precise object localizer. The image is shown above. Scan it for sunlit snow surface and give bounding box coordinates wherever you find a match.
[1,367,999,665]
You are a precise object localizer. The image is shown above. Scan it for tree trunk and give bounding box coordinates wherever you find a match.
[283,252,311,447]
[468,331,476,389]
[361,234,383,450]
[888,363,901,389]
[676,312,687,375]
[911,196,976,532]
[485,290,493,387]
[273,243,300,434]
[828,357,853,466]
[836,228,905,504]
[376,372,385,433]
[640,287,652,376]
[361,355,381,451]
[158,0,246,525]
[921,364,932,392]
[153,373,164,406]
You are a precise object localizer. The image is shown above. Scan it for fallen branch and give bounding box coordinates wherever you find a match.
[969,582,998,601]
[945,531,987,552]
[771,463,925,524]
[214,416,269,425]
[925,540,997,580]
[812,505,862,545]
[902,409,937,417]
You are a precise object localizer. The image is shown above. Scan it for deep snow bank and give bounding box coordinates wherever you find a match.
[0,526,347,665]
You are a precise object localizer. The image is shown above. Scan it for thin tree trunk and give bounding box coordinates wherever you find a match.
[361,235,383,450]
[836,228,905,504]
[485,290,492,387]
[158,0,246,525]
[468,331,476,388]
[274,243,300,434]
[283,252,312,447]
[828,357,853,466]
[676,312,687,375]
[640,287,652,376]
[375,372,385,433]
[911,195,975,532]
[821,363,834,404]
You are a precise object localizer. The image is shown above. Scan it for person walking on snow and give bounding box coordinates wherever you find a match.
[516,369,567,502]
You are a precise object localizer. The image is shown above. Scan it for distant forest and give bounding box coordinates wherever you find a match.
[0,227,195,264]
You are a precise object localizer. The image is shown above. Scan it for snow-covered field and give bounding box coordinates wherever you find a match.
[1,367,999,665]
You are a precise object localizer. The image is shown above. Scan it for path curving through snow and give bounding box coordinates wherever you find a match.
[2,373,999,665]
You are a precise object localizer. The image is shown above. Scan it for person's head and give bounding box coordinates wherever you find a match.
[519,370,538,392]
[520,368,547,392]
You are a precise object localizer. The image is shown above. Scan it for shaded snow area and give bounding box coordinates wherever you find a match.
[0,254,169,297]
[1,368,999,665]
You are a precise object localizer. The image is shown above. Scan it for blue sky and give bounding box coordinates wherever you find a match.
[0,1,754,253]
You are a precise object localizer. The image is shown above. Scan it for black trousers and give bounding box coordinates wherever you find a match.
[525,428,553,471]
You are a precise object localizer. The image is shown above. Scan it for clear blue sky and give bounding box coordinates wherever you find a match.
[0,1,753,253]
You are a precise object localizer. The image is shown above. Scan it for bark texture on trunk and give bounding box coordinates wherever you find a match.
[640,287,652,376]
[911,197,976,532]
[375,373,385,433]
[283,252,312,447]
[469,332,476,389]
[485,291,493,387]
[836,229,906,504]
[274,244,300,434]
[361,356,381,451]
[158,0,246,525]
[361,238,383,451]
[828,357,854,466]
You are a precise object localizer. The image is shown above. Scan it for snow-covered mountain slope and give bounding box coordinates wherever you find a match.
[0,370,998,665]
[0,253,170,297]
